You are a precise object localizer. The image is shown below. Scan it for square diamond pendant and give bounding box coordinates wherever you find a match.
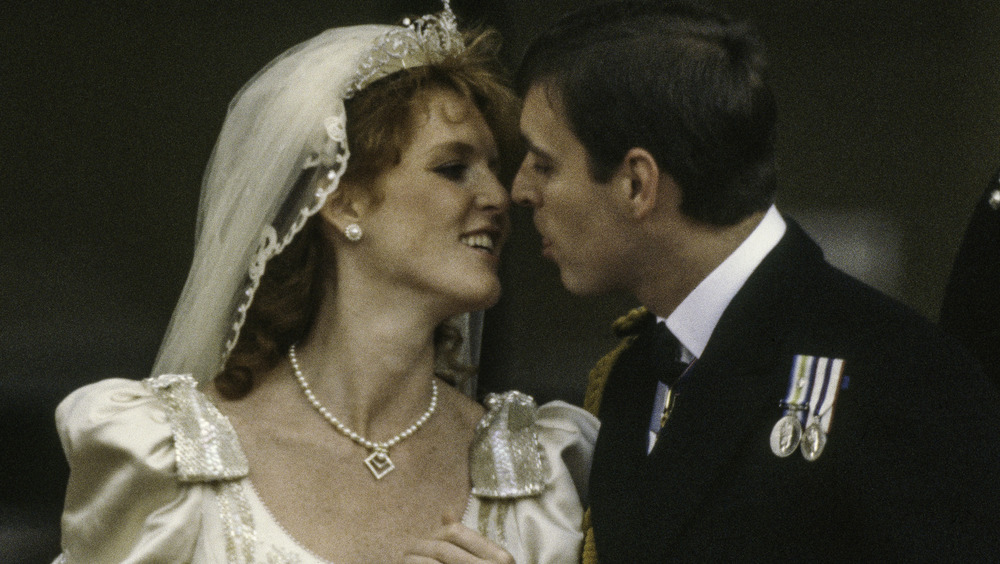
[364,450,395,480]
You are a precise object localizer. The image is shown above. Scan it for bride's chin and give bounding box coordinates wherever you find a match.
[448,283,501,315]
[476,290,501,310]
[477,280,502,308]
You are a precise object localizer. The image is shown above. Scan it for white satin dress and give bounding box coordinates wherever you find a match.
[52,374,598,563]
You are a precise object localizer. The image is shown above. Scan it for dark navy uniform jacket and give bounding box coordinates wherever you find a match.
[589,219,1000,562]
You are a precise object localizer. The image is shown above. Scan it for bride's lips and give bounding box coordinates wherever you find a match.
[540,236,553,260]
[460,228,504,265]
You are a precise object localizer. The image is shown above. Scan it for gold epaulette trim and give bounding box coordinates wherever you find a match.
[582,307,650,417]
[582,508,598,564]
[611,306,650,336]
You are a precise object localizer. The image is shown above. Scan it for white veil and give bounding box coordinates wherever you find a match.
[151,4,482,395]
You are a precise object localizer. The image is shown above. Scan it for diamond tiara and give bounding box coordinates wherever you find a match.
[346,1,464,98]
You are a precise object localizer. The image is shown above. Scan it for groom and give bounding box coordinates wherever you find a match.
[512,1,1000,562]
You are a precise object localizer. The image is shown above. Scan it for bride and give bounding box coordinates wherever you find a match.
[53,4,597,563]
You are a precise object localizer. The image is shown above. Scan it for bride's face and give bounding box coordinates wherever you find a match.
[352,88,510,315]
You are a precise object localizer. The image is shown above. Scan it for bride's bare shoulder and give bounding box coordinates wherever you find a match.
[436,379,486,428]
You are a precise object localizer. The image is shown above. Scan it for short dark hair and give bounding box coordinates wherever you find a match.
[517,0,777,226]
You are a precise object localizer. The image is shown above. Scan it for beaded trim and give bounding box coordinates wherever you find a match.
[216,480,257,563]
[142,373,257,562]
[145,373,249,481]
[469,391,549,498]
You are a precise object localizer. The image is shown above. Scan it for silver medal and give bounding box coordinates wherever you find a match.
[769,414,802,457]
[800,422,827,461]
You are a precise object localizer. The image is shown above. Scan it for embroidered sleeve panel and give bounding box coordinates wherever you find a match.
[469,391,549,499]
[145,373,249,482]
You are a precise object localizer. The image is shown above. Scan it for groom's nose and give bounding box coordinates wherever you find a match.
[511,159,540,208]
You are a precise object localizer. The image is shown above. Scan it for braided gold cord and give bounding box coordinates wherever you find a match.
[581,508,599,564]
[582,307,650,416]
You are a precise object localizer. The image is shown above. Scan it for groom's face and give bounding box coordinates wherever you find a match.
[512,85,636,296]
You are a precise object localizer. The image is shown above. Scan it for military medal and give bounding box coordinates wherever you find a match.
[770,356,814,457]
[771,355,846,460]
[770,414,803,457]
[800,422,827,461]
[660,387,676,428]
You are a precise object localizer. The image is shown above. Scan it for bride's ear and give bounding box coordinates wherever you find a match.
[318,183,367,235]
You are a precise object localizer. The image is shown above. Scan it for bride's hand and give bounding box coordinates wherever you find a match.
[402,516,515,564]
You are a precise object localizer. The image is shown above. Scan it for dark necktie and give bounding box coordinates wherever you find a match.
[588,318,694,560]
[648,322,692,446]
[650,321,690,388]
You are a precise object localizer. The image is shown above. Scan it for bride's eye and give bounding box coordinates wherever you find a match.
[434,162,468,181]
[531,154,553,176]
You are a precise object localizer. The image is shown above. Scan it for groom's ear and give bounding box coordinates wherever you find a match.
[616,147,671,221]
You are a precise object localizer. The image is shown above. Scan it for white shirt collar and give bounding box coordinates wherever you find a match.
[659,205,786,360]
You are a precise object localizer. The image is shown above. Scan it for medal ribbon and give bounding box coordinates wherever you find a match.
[772,355,847,460]
[802,356,845,434]
[780,355,816,422]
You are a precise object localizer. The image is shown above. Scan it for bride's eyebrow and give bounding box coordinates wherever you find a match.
[521,136,552,161]
[427,140,497,162]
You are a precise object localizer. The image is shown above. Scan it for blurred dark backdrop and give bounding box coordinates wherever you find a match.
[3,1,998,561]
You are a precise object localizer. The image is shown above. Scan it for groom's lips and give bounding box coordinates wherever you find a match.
[534,217,554,260]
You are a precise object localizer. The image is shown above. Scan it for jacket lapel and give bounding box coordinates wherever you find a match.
[642,307,783,546]
[590,220,827,557]
[589,313,671,558]
[645,220,826,548]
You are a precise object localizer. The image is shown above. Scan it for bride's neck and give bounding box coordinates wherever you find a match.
[289,293,440,438]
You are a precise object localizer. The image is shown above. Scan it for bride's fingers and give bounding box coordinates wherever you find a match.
[402,538,488,564]
[401,555,440,564]
[402,521,516,564]
[432,523,515,564]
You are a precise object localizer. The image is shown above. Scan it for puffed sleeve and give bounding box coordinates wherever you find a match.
[466,392,599,564]
[54,376,247,563]
[56,378,201,562]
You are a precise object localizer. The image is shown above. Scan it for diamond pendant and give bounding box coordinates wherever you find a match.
[364,449,395,480]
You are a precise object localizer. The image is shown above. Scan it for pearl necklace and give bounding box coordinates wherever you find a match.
[288,344,438,480]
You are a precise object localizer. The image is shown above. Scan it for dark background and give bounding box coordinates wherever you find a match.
[3,1,998,561]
